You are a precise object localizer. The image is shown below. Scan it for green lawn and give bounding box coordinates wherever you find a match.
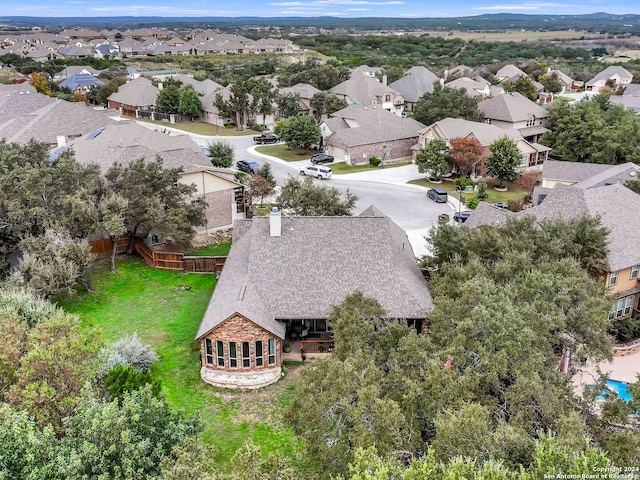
[136,119,257,137]
[408,178,532,203]
[328,161,411,174]
[184,242,232,257]
[58,257,304,471]
[255,145,315,162]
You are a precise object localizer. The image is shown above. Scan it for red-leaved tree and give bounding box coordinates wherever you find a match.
[449,137,485,177]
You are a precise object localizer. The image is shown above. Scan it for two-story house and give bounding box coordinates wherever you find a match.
[479,92,550,143]
[329,74,405,117]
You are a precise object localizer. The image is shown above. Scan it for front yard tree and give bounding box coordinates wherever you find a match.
[256,162,276,187]
[178,85,202,119]
[540,72,563,94]
[274,116,320,151]
[276,92,302,119]
[156,84,180,114]
[413,83,483,126]
[207,140,234,168]
[486,136,522,187]
[249,78,276,128]
[310,91,348,122]
[415,139,451,180]
[247,174,274,208]
[29,71,51,96]
[278,176,357,216]
[105,157,206,253]
[449,137,484,177]
[215,78,251,130]
[503,75,538,101]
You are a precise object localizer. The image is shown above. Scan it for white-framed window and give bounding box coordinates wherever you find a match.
[242,342,250,368]
[609,271,618,286]
[205,339,214,365]
[610,296,634,320]
[255,340,264,367]
[216,340,224,367]
[229,342,238,368]
[631,265,639,280]
[268,338,276,365]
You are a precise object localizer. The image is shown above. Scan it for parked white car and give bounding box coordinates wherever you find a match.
[299,164,333,180]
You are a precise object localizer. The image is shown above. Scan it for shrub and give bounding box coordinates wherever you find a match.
[100,332,159,376]
[467,198,478,209]
[609,316,640,344]
[250,124,264,132]
[104,364,162,402]
[515,171,539,189]
[224,123,235,129]
[454,176,473,189]
[477,182,488,201]
[369,157,381,167]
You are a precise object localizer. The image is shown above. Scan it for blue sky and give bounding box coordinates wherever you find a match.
[4,0,640,18]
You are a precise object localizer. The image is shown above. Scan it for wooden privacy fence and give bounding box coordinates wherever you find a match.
[91,237,226,274]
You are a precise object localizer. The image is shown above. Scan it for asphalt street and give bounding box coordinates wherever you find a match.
[137,124,455,257]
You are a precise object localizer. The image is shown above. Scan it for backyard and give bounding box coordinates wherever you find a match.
[58,256,306,472]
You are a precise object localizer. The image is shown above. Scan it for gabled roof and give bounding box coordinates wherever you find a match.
[107,77,159,107]
[547,69,574,86]
[422,118,524,146]
[323,104,424,147]
[542,160,624,184]
[58,65,101,78]
[610,95,640,114]
[444,76,489,98]
[464,202,515,228]
[196,207,433,339]
[529,183,640,271]
[68,122,212,174]
[479,92,548,123]
[329,75,402,106]
[388,66,439,103]
[496,64,526,80]
[0,84,116,144]
[586,65,633,86]
[59,73,104,91]
[279,83,320,100]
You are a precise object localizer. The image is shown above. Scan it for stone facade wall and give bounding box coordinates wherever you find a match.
[346,137,417,165]
[200,314,281,373]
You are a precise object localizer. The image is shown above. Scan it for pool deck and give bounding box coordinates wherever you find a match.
[573,350,640,395]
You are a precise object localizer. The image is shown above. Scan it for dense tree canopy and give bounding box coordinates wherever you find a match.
[415,139,451,179]
[486,136,522,186]
[542,96,640,164]
[413,83,484,126]
[502,75,538,100]
[277,176,357,216]
[274,115,321,150]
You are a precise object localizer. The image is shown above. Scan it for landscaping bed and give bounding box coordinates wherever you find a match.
[408,177,531,204]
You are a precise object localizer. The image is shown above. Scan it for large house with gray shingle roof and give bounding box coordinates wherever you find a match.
[330,74,405,117]
[479,92,549,143]
[416,118,550,172]
[321,104,425,165]
[469,159,640,323]
[107,77,159,116]
[585,65,633,92]
[388,66,440,111]
[196,206,433,389]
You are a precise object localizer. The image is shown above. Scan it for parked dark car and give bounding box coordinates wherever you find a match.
[494,202,510,210]
[236,160,260,174]
[453,211,472,223]
[427,187,448,203]
[310,153,334,164]
[253,134,279,144]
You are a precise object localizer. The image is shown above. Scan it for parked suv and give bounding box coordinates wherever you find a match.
[236,160,260,174]
[299,165,332,179]
[310,153,334,164]
[427,187,448,203]
[253,134,279,144]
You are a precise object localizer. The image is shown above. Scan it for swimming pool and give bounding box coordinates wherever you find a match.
[597,379,633,402]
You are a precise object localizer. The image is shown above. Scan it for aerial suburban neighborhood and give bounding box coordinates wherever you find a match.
[2,10,640,478]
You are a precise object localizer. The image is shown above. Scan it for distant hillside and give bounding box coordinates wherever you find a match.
[1,12,640,35]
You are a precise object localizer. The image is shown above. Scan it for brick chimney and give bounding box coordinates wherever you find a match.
[269,207,281,237]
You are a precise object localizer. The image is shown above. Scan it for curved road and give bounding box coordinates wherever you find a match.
[137,124,456,257]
